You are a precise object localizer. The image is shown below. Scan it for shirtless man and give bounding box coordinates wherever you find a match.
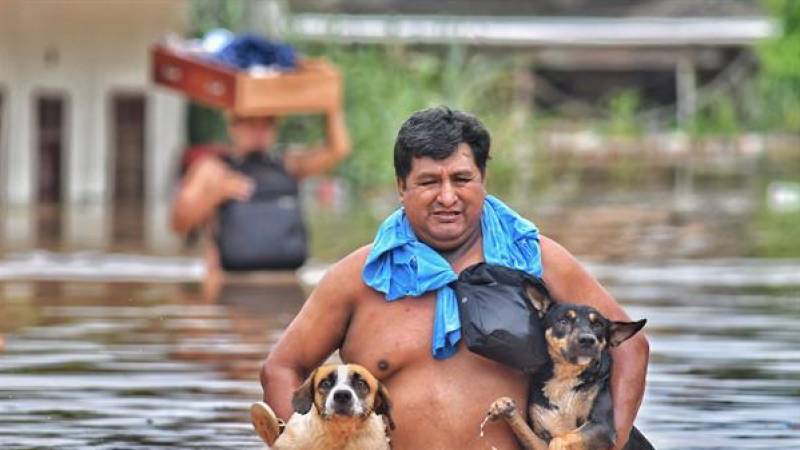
[170,108,350,281]
[260,107,649,450]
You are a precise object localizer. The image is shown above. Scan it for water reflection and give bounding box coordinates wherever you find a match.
[0,277,306,449]
[0,258,798,449]
[598,261,800,450]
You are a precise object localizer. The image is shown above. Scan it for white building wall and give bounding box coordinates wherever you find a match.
[0,0,188,249]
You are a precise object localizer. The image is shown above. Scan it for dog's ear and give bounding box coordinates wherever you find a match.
[609,319,647,347]
[291,368,318,415]
[374,382,395,430]
[524,277,552,317]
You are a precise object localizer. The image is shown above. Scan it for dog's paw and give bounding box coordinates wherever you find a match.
[548,432,585,450]
[487,397,518,421]
[250,402,283,446]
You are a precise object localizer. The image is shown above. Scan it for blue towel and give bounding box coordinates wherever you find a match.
[362,195,543,359]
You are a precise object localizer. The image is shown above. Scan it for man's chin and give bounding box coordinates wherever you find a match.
[422,231,469,251]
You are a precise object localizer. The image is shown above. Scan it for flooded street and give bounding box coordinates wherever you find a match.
[0,256,799,449]
[0,268,306,449]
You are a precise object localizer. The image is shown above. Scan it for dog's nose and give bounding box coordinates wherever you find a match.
[333,390,353,404]
[578,334,597,346]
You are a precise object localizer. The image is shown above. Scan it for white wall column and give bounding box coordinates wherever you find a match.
[5,85,34,206]
[63,202,109,249]
[62,81,110,249]
[1,86,36,247]
[144,90,185,252]
[88,85,110,203]
[676,55,697,129]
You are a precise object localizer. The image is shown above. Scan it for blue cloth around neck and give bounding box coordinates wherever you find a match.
[362,195,543,359]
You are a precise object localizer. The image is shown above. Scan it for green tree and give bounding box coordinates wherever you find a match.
[758,0,800,131]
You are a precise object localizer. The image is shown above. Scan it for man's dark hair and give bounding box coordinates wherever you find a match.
[393,106,491,183]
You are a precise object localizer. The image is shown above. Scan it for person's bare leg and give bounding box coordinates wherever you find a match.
[487,397,548,450]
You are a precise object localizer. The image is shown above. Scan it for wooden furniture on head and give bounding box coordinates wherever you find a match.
[151,44,342,116]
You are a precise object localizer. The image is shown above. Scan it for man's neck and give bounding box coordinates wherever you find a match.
[438,225,483,267]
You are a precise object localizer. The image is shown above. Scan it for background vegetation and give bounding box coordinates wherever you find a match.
[185,0,800,260]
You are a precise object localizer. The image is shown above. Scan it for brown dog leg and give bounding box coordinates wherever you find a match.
[548,431,587,450]
[487,397,549,450]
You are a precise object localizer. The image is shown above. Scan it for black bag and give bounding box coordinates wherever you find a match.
[215,151,308,271]
[450,263,548,373]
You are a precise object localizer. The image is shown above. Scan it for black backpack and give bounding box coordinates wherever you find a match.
[215,151,308,271]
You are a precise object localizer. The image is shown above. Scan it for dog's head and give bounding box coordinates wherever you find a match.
[524,278,646,366]
[291,363,394,429]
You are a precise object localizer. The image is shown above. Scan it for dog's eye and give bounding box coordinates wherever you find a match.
[319,379,333,389]
[354,379,369,392]
[558,318,570,326]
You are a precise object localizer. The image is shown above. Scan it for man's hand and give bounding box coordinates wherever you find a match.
[170,156,253,234]
[284,106,351,178]
[216,166,254,202]
[260,246,365,419]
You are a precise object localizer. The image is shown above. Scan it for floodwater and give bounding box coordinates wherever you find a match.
[1,255,799,449]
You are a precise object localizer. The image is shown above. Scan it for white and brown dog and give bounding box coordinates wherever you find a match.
[252,363,394,450]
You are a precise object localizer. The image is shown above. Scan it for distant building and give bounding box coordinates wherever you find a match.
[288,0,774,125]
[0,0,187,249]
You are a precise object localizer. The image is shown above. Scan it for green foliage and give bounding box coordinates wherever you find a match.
[606,90,643,137]
[187,102,228,145]
[294,43,524,192]
[308,206,382,261]
[757,0,800,131]
[691,97,741,136]
[760,0,800,78]
[189,0,246,36]
[751,210,800,257]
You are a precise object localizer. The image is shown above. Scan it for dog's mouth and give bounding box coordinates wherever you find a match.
[563,344,600,366]
[322,394,364,419]
[331,404,356,416]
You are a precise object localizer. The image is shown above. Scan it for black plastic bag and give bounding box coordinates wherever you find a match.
[450,263,548,373]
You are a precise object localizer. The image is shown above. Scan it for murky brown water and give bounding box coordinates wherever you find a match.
[0,276,305,449]
[1,257,799,449]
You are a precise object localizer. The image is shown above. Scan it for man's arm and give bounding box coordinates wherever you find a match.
[260,247,366,419]
[539,236,650,450]
[283,107,351,178]
[170,157,253,234]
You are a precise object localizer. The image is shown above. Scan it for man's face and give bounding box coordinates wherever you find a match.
[398,143,486,251]
[227,115,277,154]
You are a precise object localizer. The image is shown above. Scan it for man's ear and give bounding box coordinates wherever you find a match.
[374,382,395,430]
[291,368,318,414]
[396,177,406,201]
[609,319,647,347]
[524,277,552,317]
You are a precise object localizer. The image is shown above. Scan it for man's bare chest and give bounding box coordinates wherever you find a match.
[339,291,437,378]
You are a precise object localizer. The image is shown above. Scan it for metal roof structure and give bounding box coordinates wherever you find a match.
[288,14,777,47]
[290,0,764,18]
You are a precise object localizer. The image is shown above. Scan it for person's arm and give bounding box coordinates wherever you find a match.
[539,236,650,450]
[170,156,253,235]
[283,107,351,178]
[259,247,365,419]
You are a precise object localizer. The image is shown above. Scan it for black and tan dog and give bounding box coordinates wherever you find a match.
[252,363,394,450]
[487,279,649,450]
